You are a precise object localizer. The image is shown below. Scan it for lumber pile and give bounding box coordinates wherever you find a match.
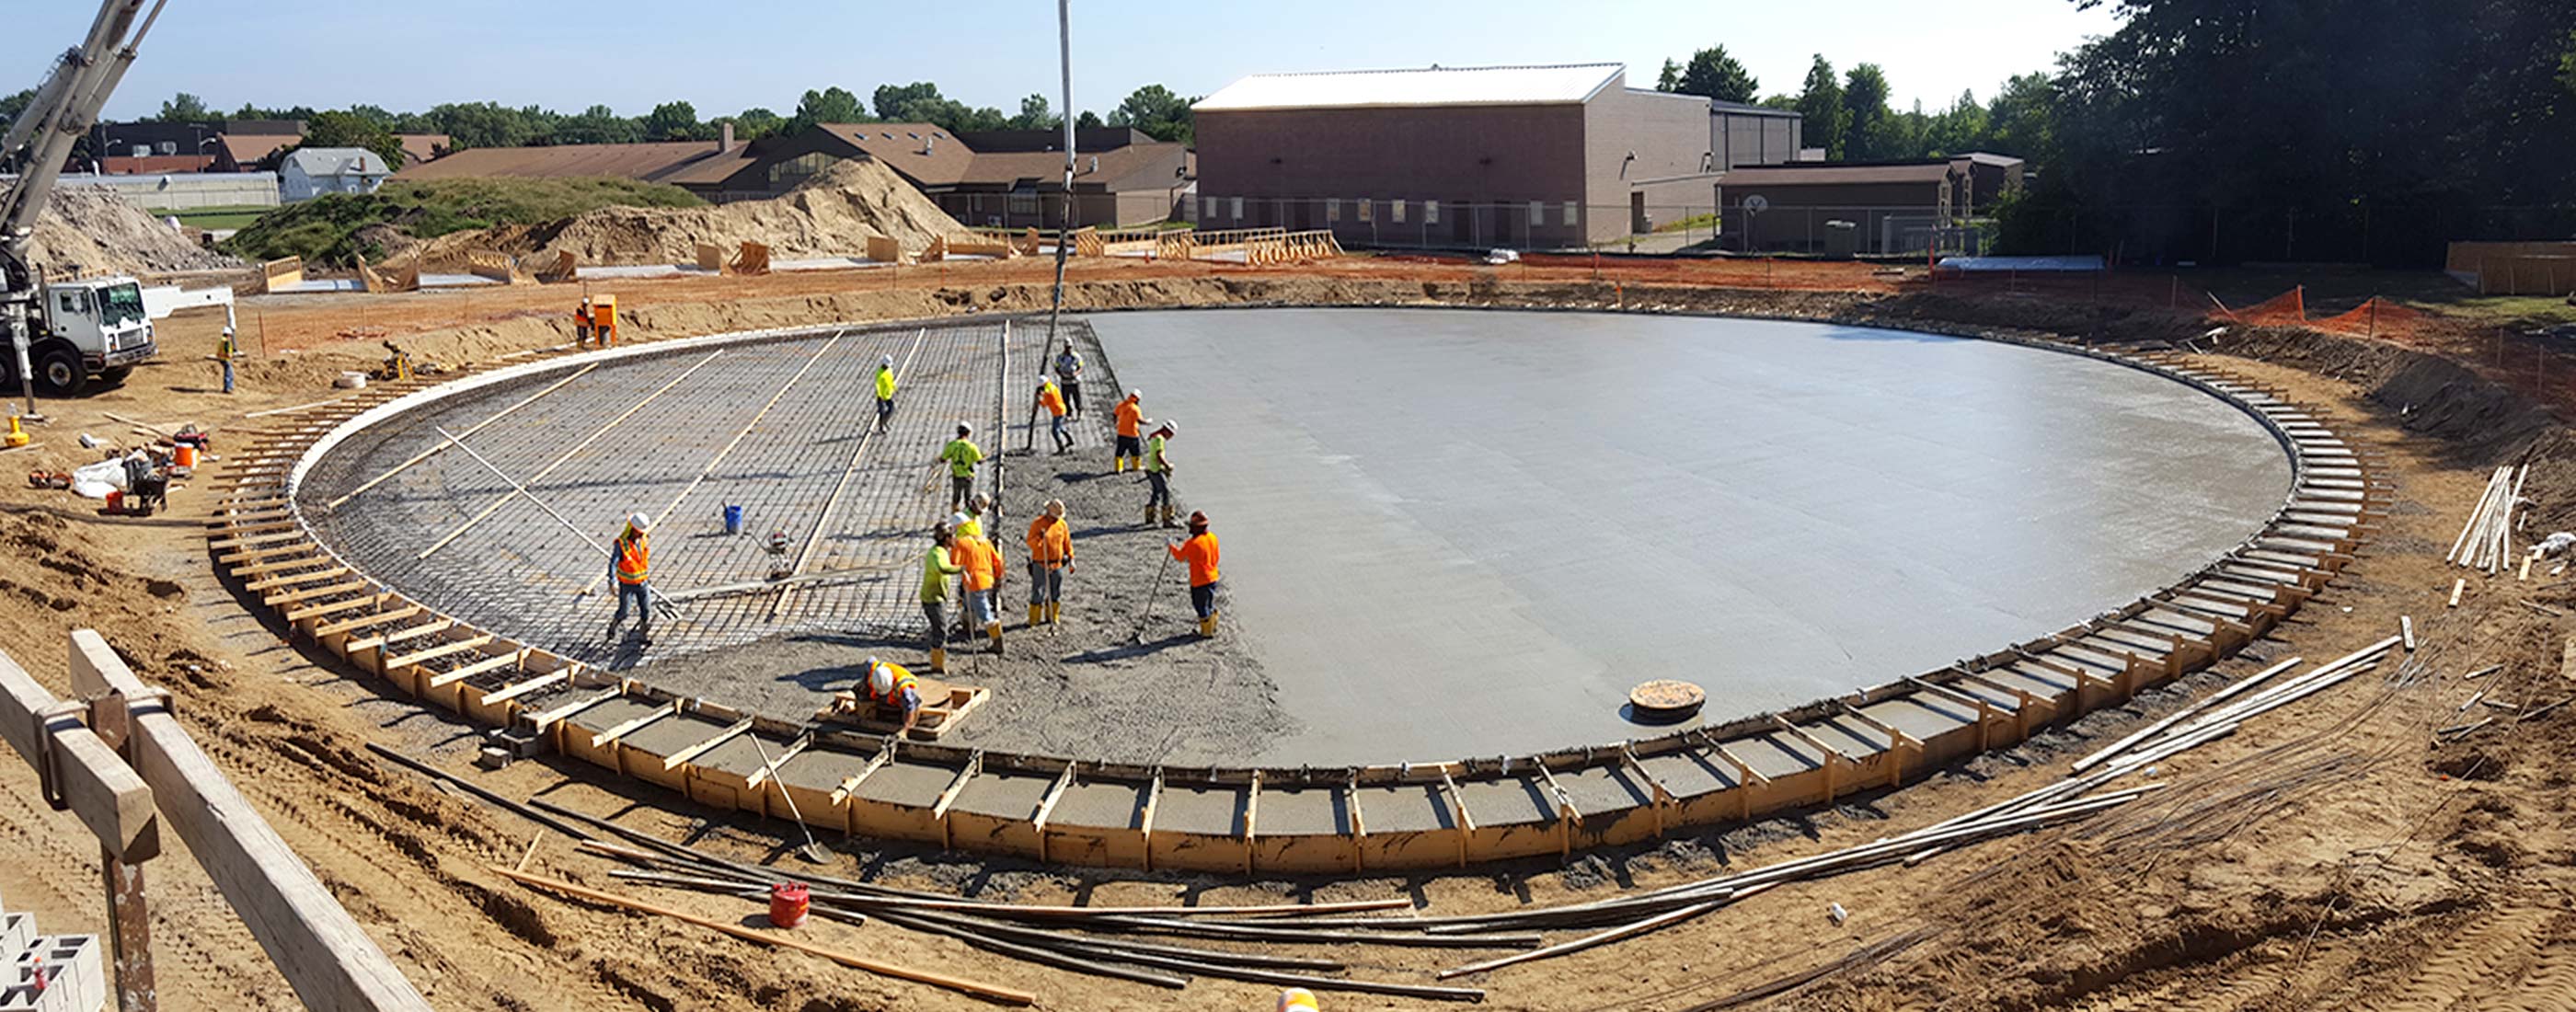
[2448,464,2527,573]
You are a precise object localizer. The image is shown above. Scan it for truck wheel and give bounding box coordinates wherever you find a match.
[37,345,86,397]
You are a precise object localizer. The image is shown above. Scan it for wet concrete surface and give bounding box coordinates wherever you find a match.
[1088,307,2290,765]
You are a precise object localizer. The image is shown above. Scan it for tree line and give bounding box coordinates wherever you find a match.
[1653,46,2044,163]
[0,81,1202,170]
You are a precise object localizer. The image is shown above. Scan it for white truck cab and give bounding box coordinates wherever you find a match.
[4,275,157,395]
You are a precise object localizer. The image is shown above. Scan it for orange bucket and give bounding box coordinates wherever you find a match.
[173,444,197,468]
[767,882,810,928]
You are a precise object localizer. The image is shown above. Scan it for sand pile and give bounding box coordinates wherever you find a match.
[411,158,977,268]
[23,185,242,275]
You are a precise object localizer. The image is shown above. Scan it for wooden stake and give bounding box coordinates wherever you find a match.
[2450,579,2466,608]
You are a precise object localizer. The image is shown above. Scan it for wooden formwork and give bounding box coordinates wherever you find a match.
[257,257,304,293]
[207,317,2376,876]
[1246,230,1344,266]
[866,235,912,265]
[465,250,518,285]
[355,256,420,294]
[528,250,579,284]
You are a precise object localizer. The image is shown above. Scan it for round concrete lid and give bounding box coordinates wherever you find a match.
[1628,679,1707,719]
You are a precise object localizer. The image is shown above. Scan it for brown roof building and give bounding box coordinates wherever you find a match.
[1714,154,2025,255]
[1191,63,1800,248]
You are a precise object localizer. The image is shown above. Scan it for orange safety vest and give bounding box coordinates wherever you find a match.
[1167,533,1220,587]
[614,529,650,584]
[1041,385,1066,417]
[1026,515,1071,567]
[1114,397,1142,438]
[867,662,919,705]
[954,535,998,592]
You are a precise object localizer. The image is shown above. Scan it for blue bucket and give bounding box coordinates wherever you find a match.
[722,504,744,535]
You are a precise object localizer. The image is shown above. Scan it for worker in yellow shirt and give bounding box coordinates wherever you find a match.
[873,354,898,433]
[1111,390,1145,473]
[1142,420,1179,528]
[937,422,986,512]
[858,656,923,732]
[1035,377,1072,454]
[1025,499,1072,625]
[1166,511,1223,638]
[918,523,963,672]
[605,512,654,645]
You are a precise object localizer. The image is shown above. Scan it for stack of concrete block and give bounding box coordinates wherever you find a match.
[0,889,105,1012]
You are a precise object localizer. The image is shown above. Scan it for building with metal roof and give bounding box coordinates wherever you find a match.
[1192,63,1801,247]
[279,147,391,201]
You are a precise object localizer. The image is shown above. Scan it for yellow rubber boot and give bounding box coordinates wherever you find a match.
[986,622,1005,656]
[1047,602,1060,624]
[1198,613,1218,638]
[929,647,947,673]
[1028,604,1044,627]
[1113,457,1127,474]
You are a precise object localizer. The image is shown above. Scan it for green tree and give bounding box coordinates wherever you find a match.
[871,82,942,120]
[2560,29,2575,94]
[642,100,705,141]
[1108,85,1194,143]
[293,109,405,167]
[1795,55,1849,159]
[1009,93,1061,130]
[155,92,210,122]
[0,88,33,130]
[1840,63,1895,160]
[1655,59,1682,91]
[1923,90,1990,155]
[1662,46,1758,103]
[722,107,786,141]
[1757,95,1798,111]
[424,101,551,149]
[555,104,641,144]
[1075,109,1104,130]
[787,86,867,134]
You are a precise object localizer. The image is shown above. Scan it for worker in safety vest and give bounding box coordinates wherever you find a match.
[859,656,924,732]
[605,512,654,644]
[919,523,963,672]
[1025,498,1072,626]
[1166,511,1223,638]
[958,492,992,540]
[1053,345,1086,419]
[1277,988,1320,1012]
[938,423,986,512]
[1036,376,1072,454]
[1111,390,1145,473]
[952,522,1006,655]
[1142,420,1179,528]
[873,354,898,433]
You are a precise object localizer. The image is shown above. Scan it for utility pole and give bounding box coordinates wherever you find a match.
[1025,0,1075,456]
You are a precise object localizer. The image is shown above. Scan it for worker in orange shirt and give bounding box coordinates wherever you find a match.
[1035,376,1073,454]
[1025,498,1072,625]
[1110,389,1145,473]
[1165,510,1222,638]
[952,523,1006,655]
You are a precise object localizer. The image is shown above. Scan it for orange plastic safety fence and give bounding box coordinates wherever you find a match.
[2224,286,2308,327]
[2316,296,2424,339]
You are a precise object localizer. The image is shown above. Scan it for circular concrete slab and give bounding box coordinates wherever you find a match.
[1086,308,2291,765]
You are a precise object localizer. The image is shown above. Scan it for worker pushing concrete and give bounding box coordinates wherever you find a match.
[938,422,987,512]
[918,523,963,673]
[1053,342,1086,419]
[604,512,654,645]
[1167,510,1223,638]
[1111,390,1145,473]
[1035,376,1073,454]
[873,354,898,433]
[1025,498,1072,625]
[857,656,924,733]
[1142,420,1179,528]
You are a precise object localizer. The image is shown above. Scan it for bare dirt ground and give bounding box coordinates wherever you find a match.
[5,252,2571,1010]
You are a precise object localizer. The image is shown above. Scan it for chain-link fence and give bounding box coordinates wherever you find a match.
[1179,196,1996,258]
[1991,202,2576,269]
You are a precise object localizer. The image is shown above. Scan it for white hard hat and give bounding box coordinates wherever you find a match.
[1128,388,1142,399]
[627,512,650,531]
[880,354,893,367]
[950,512,972,528]
[1278,988,1319,1012]
[1156,419,1178,435]
[868,660,891,696]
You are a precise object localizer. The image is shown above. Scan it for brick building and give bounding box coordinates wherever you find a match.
[1191,63,1801,247]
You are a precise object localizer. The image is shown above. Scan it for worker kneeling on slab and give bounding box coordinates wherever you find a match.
[1167,511,1222,638]
[605,512,653,645]
[853,656,923,733]
[918,523,964,672]
[1026,499,1072,625]
[1142,420,1179,527]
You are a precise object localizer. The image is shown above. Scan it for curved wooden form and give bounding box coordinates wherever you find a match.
[206,315,2375,875]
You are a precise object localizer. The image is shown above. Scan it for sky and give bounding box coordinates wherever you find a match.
[6,1,2124,124]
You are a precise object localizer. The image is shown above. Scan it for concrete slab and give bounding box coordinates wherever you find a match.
[1086,308,2288,764]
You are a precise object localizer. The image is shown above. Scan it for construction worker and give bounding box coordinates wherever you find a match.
[1111,390,1145,473]
[918,523,963,672]
[1277,988,1320,1012]
[1053,343,1086,419]
[215,326,237,395]
[1026,498,1072,625]
[858,656,924,733]
[952,520,1006,655]
[605,512,654,645]
[1167,511,1222,638]
[1035,376,1072,454]
[939,422,985,512]
[873,354,898,433]
[1142,420,1179,528]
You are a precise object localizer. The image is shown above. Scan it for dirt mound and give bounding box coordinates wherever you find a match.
[408,158,974,268]
[24,185,243,276]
